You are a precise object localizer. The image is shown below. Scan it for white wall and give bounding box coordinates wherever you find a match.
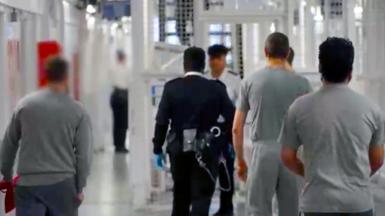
[360,0,385,107]
[21,14,39,94]
[79,18,112,152]
[0,0,45,15]
[0,0,83,136]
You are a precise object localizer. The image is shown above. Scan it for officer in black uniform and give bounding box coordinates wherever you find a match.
[152,47,235,216]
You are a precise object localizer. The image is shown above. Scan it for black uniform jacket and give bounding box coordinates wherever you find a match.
[152,72,235,155]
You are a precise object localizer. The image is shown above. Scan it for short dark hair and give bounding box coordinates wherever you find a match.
[265,32,290,59]
[45,56,68,82]
[319,37,354,83]
[287,47,295,65]
[208,44,229,58]
[184,47,206,72]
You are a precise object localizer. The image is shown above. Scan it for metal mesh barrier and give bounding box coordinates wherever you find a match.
[203,0,285,12]
[155,1,240,71]
[323,0,344,18]
[157,0,194,45]
[235,24,244,77]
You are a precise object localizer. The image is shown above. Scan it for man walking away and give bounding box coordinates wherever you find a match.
[281,37,384,216]
[232,32,312,216]
[1,57,93,216]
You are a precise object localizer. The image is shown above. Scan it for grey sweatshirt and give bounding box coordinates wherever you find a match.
[1,89,92,192]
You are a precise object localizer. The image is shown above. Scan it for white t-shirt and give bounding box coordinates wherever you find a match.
[206,69,241,104]
[110,63,130,89]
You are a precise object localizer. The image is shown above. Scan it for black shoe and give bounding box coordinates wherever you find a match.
[213,210,234,216]
[115,148,129,154]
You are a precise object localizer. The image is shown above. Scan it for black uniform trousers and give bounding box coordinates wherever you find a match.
[217,144,235,213]
[110,87,128,150]
[169,152,217,216]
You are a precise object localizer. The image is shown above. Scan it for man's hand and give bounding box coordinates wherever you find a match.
[153,154,166,171]
[237,158,248,182]
[233,110,247,182]
[281,146,304,177]
[76,192,85,205]
[369,145,384,176]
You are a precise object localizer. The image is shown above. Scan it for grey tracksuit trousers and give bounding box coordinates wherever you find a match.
[246,143,299,216]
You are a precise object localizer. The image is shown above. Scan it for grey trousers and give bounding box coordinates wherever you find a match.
[304,210,374,216]
[15,178,79,216]
[246,144,299,216]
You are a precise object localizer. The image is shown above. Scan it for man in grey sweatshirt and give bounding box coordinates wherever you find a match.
[1,56,93,216]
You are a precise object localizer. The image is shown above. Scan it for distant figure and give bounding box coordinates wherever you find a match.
[232,32,312,216]
[281,37,384,216]
[1,57,93,216]
[110,50,130,153]
[206,44,240,216]
[152,47,235,216]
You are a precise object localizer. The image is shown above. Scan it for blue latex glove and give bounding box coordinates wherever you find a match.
[228,144,235,159]
[153,154,166,171]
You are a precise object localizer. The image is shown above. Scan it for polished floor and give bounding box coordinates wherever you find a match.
[79,150,245,216]
[79,149,385,216]
[79,151,135,216]
[79,151,176,216]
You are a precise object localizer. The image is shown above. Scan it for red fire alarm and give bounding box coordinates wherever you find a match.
[37,41,61,88]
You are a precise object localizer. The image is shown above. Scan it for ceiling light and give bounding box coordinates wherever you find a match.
[86,4,97,14]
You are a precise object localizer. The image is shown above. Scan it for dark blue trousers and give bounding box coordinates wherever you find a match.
[15,178,79,216]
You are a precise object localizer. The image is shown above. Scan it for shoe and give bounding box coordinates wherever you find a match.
[213,210,234,216]
[115,148,129,154]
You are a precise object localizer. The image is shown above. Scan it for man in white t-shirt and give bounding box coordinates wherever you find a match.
[110,50,130,153]
[206,44,241,216]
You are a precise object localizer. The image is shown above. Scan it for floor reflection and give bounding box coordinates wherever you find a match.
[79,150,385,216]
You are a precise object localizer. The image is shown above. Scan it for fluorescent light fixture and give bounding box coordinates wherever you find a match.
[310,6,316,15]
[267,0,275,7]
[111,22,119,30]
[270,22,276,33]
[354,5,363,19]
[86,4,97,14]
[121,16,131,22]
[87,15,96,30]
[314,6,323,21]
[63,1,70,7]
